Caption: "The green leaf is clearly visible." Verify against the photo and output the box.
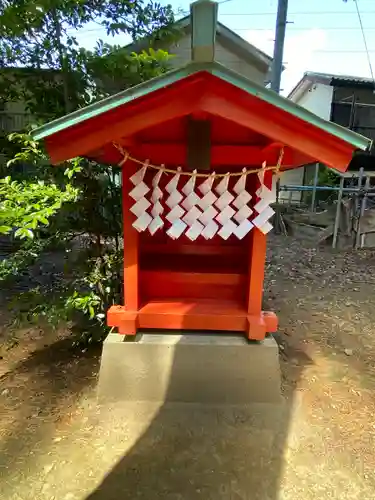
[88,305,95,319]
[14,228,34,239]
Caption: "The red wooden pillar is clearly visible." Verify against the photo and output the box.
[246,170,277,339]
[122,162,139,312]
[107,162,139,334]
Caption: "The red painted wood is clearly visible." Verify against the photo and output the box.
[140,270,247,302]
[140,252,247,274]
[262,311,278,332]
[141,242,245,258]
[137,298,248,331]
[136,116,187,142]
[122,162,139,312]
[199,81,355,172]
[141,271,245,286]
[128,143,312,168]
[247,170,272,316]
[247,231,266,316]
[107,306,138,335]
[135,113,264,145]
[43,71,357,171]
[245,169,273,339]
[46,76,208,163]
[136,144,263,165]
[107,301,276,339]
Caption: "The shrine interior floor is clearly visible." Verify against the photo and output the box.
[1,234,375,500]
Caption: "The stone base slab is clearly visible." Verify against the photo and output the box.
[97,332,282,404]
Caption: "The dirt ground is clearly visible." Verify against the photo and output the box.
[1,233,375,500]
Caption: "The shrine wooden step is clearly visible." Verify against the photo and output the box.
[138,298,247,331]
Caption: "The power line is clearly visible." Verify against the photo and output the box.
[220,10,375,16]
[234,27,375,32]
[354,0,375,82]
[306,50,375,54]
[64,26,375,54]
[67,25,375,34]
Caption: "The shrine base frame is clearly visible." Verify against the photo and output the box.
[107,302,278,340]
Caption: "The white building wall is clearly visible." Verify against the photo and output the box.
[273,167,305,203]
[276,82,334,202]
[169,34,267,84]
[294,83,333,120]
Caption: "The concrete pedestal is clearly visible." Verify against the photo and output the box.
[97,332,282,404]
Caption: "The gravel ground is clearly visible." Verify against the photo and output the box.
[1,234,375,500]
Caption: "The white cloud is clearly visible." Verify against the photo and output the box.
[282,28,328,94]
[244,28,328,94]
[244,29,275,58]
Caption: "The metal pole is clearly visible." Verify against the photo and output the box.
[349,92,357,130]
[355,168,364,248]
[310,163,319,212]
[270,0,289,93]
[360,176,370,248]
[332,176,344,249]
[280,184,375,193]
[276,177,280,204]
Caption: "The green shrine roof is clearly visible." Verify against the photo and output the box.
[32,60,372,154]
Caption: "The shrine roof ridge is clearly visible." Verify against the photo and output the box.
[31,60,372,154]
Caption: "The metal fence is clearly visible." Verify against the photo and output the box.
[277,167,375,249]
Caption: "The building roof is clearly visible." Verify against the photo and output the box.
[124,14,273,73]
[288,71,375,100]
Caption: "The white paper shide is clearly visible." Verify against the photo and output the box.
[129,164,274,239]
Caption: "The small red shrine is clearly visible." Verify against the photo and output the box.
[32,0,372,341]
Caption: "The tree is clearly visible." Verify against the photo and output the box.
[0,0,177,343]
[0,0,175,114]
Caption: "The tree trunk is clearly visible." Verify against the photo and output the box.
[51,9,72,113]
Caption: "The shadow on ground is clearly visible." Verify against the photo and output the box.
[4,234,373,498]
[85,331,312,500]
[0,338,101,478]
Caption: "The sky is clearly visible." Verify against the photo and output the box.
[74,0,375,95]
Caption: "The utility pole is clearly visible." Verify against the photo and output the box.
[271,0,288,235]
[270,0,289,93]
